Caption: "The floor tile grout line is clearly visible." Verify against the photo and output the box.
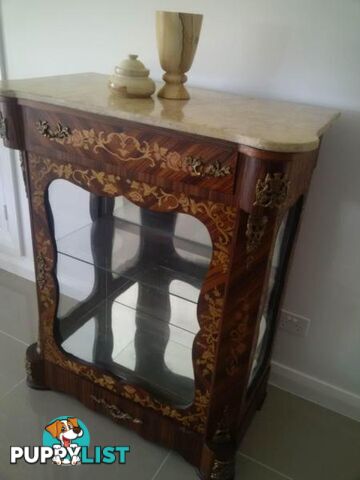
[239,452,294,480]
[0,377,26,403]
[0,328,30,346]
[150,451,171,480]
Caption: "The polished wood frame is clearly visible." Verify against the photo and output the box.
[0,94,319,480]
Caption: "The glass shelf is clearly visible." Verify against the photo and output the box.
[56,209,212,304]
[60,293,196,406]
[56,253,200,406]
[57,253,200,335]
[49,182,212,406]
[56,197,212,269]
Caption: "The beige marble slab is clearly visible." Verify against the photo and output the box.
[0,73,340,152]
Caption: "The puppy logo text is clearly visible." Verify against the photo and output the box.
[10,416,130,466]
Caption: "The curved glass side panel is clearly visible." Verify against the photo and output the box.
[49,180,212,406]
[249,198,303,387]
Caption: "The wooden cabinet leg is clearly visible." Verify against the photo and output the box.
[25,343,49,390]
[198,458,235,480]
[209,459,235,480]
[199,443,236,480]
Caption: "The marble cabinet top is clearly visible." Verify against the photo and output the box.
[0,73,340,152]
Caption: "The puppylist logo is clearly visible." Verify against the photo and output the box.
[10,416,130,466]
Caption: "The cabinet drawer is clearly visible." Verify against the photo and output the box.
[23,106,238,194]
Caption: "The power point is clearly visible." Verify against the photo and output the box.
[279,310,311,337]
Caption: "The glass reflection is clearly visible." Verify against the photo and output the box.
[249,199,303,386]
[49,180,212,406]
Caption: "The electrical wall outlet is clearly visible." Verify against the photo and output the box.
[279,310,311,337]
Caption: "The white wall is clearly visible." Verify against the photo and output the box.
[0,1,33,278]
[1,0,359,418]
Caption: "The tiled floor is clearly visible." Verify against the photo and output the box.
[0,268,359,479]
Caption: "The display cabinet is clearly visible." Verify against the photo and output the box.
[0,74,338,479]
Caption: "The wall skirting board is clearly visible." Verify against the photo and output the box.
[270,361,360,422]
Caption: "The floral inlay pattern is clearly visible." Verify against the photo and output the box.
[41,126,232,178]
[196,288,224,376]
[226,323,248,376]
[127,180,235,273]
[122,386,210,433]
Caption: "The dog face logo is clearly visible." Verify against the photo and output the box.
[44,417,88,465]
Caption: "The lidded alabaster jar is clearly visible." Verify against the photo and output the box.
[109,54,156,98]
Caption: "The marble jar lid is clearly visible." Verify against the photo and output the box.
[109,54,155,98]
[115,54,150,78]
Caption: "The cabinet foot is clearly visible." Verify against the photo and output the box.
[209,459,235,479]
[197,459,235,480]
[199,447,236,480]
[25,343,49,390]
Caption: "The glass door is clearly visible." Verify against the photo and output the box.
[49,180,212,406]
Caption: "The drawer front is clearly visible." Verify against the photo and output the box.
[23,106,237,193]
